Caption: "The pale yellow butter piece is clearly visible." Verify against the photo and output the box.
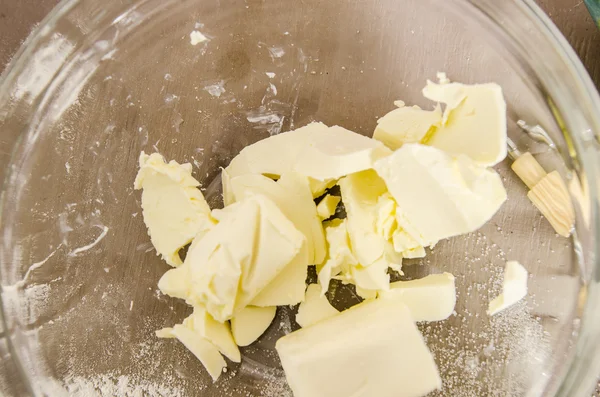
[339,170,387,265]
[251,242,309,307]
[190,30,208,45]
[158,326,225,382]
[226,122,328,179]
[337,170,402,293]
[318,217,394,298]
[348,258,390,292]
[276,298,442,397]
[402,246,426,259]
[134,152,215,267]
[375,193,426,260]
[339,170,398,268]
[294,125,392,180]
[379,273,456,321]
[184,195,304,322]
[374,144,507,247]
[373,104,442,150]
[392,229,421,253]
[221,168,235,207]
[158,224,217,300]
[436,71,450,84]
[155,328,175,338]
[278,173,327,264]
[231,306,277,346]
[374,193,397,241]
[355,286,378,300]
[392,229,426,259]
[423,81,507,166]
[191,307,240,362]
[158,262,191,301]
[228,172,325,266]
[296,284,339,328]
[488,261,528,315]
[316,194,340,220]
[155,305,239,382]
[308,177,337,199]
[225,122,392,181]
[156,306,240,362]
[317,219,357,295]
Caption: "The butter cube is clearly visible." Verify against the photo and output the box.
[338,170,389,266]
[276,298,442,397]
[159,326,225,382]
[488,261,528,315]
[374,144,507,247]
[379,273,456,321]
[156,305,239,382]
[251,242,309,307]
[231,306,277,346]
[316,194,340,220]
[225,122,391,182]
[296,284,339,328]
[228,172,325,266]
[373,104,442,150]
[134,152,215,267]
[423,81,507,166]
[187,195,305,321]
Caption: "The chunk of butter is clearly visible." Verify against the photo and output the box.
[373,104,442,150]
[374,193,397,241]
[348,259,391,294]
[379,273,456,321]
[318,218,395,297]
[339,170,401,274]
[276,298,442,397]
[488,261,528,315]
[423,81,507,166]
[316,194,340,220]
[228,172,325,265]
[296,284,339,328]
[339,170,388,266]
[308,177,337,199]
[157,306,240,363]
[251,242,309,307]
[221,168,235,207]
[185,195,305,321]
[374,144,507,247]
[374,192,426,260]
[317,219,357,294]
[156,306,238,382]
[225,122,392,181]
[231,305,277,347]
[134,152,215,267]
[224,165,336,204]
[158,262,191,301]
[392,229,425,258]
[157,325,225,382]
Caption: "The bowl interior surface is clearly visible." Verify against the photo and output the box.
[0,0,587,396]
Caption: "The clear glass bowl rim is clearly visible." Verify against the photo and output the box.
[0,0,600,396]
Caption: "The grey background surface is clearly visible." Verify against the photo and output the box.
[0,0,599,395]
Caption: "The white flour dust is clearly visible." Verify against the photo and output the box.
[65,373,183,397]
[68,225,109,256]
[204,81,226,98]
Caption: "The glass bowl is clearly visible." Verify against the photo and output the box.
[1,0,599,396]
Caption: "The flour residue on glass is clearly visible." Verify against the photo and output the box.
[203,80,226,98]
[419,231,551,397]
[64,373,183,397]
